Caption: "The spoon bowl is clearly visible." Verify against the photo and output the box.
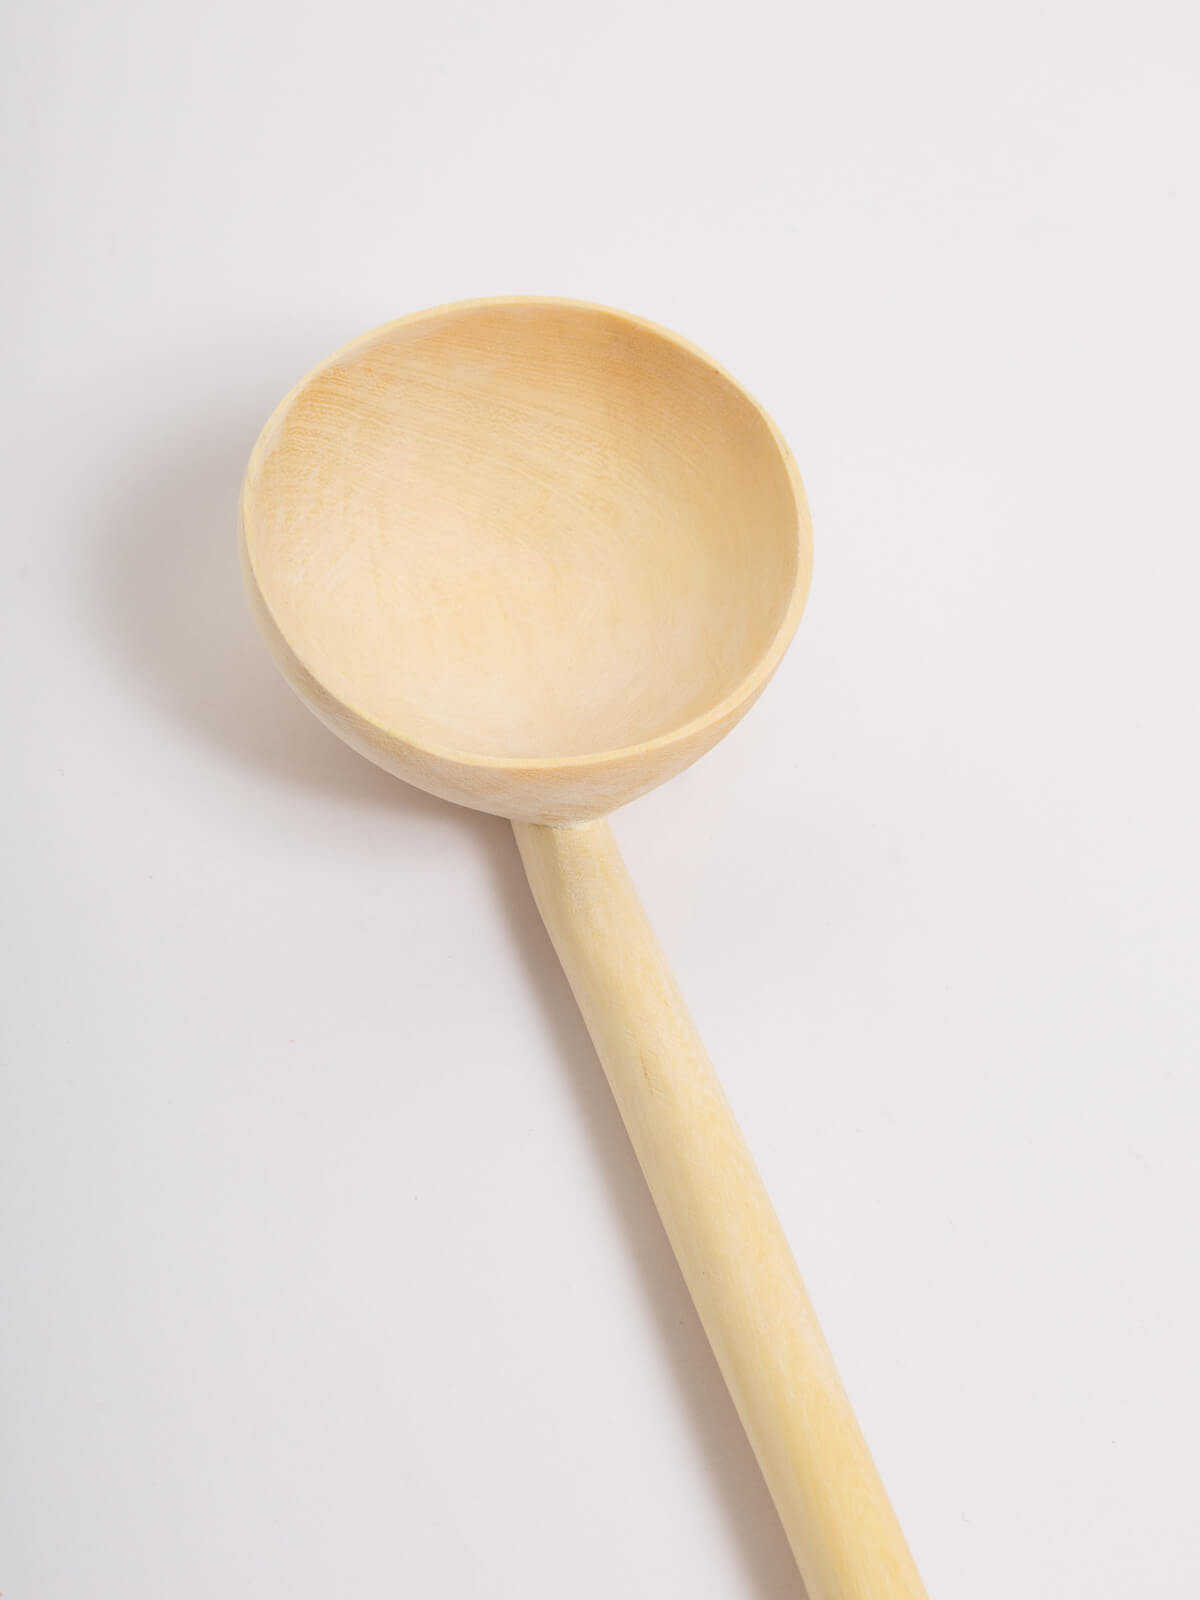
[240,298,812,821]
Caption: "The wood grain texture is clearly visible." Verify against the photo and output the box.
[239,297,812,822]
[241,299,926,1592]
[515,818,928,1600]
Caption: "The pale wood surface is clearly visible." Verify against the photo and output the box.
[240,298,923,1595]
[240,298,812,822]
[516,818,928,1600]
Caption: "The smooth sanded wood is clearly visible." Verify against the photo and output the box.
[515,818,928,1600]
[240,297,812,822]
[240,298,927,1595]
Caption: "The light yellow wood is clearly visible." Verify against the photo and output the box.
[240,297,927,1597]
[240,297,810,822]
[515,818,926,1600]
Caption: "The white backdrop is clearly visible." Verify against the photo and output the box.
[2,3,1198,1595]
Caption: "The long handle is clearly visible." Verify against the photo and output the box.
[514,818,927,1600]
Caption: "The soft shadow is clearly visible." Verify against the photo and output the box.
[91,351,805,1597]
[91,397,412,813]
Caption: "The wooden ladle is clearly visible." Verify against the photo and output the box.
[240,297,927,1600]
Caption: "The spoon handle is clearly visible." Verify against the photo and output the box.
[514,817,927,1600]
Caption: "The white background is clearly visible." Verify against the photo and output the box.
[2,3,1198,1595]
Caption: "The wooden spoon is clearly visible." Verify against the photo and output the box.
[240,297,927,1600]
